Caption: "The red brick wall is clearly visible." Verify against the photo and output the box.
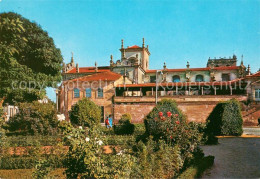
[114,103,156,123]
[114,102,216,123]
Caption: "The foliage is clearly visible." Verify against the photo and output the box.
[145,99,186,137]
[0,12,63,104]
[4,135,65,147]
[205,99,243,137]
[144,99,203,163]
[69,98,102,128]
[131,137,184,178]
[0,155,63,169]
[178,155,214,178]
[6,101,59,135]
[32,159,51,179]
[63,125,134,178]
[114,113,135,135]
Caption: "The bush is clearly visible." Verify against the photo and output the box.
[4,135,65,147]
[69,98,101,128]
[6,101,59,135]
[131,137,184,178]
[144,99,186,137]
[114,114,135,135]
[32,159,51,179]
[205,99,243,137]
[0,155,63,169]
[63,126,134,178]
[144,99,203,166]
[178,155,214,178]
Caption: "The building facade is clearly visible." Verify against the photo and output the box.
[58,39,260,125]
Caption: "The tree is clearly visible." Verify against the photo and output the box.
[7,101,59,135]
[69,98,102,127]
[0,12,63,104]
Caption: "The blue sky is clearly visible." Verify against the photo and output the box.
[1,0,260,101]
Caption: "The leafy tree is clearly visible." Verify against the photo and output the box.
[0,12,63,104]
[70,98,102,127]
[7,101,59,135]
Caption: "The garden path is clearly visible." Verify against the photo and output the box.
[201,137,260,178]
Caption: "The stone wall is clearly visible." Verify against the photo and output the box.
[114,95,248,124]
[114,102,216,123]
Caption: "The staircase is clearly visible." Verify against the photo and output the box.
[242,102,260,126]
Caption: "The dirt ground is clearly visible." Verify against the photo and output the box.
[201,137,260,178]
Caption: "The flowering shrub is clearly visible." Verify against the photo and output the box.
[144,99,203,164]
[63,125,134,178]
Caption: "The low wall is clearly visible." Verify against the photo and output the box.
[114,95,248,124]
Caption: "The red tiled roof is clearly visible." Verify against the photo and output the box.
[67,71,122,82]
[128,45,141,49]
[66,66,110,74]
[116,79,244,88]
[146,66,240,73]
[247,71,260,77]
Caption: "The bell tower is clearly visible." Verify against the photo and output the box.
[119,38,150,70]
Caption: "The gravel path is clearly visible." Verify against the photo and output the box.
[201,138,260,178]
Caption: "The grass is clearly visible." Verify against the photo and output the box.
[0,168,65,179]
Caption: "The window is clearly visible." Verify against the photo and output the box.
[98,88,103,98]
[120,70,125,75]
[86,88,91,98]
[255,89,260,100]
[74,88,80,98]
[172,75,180,82]
[195,75,204,82]
[222,73,230,81]
[150,76,156,83]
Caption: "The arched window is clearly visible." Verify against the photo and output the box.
[74,88,80,98]
[172,75,180,82]
[195,75,204,82]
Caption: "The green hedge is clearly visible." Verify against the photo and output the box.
[113,114,135,135]
[4,135,64,147]
[205,99,243,136]
[0,155,63,169]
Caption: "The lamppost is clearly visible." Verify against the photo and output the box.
[55,88,59,111]
[155,70,163,104]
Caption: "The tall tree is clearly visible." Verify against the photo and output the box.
[0,12,63,104]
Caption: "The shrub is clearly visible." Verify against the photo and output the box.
[0,155,63,169]
[69,98,101,128]
[63,126,134,178]
[6,101,59,135]
[32,159,51,179]
[114,114,135,135]
[144,99,203,165]
[131,137,184,178]
[144,99,186,137]
[205,99,243,137]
